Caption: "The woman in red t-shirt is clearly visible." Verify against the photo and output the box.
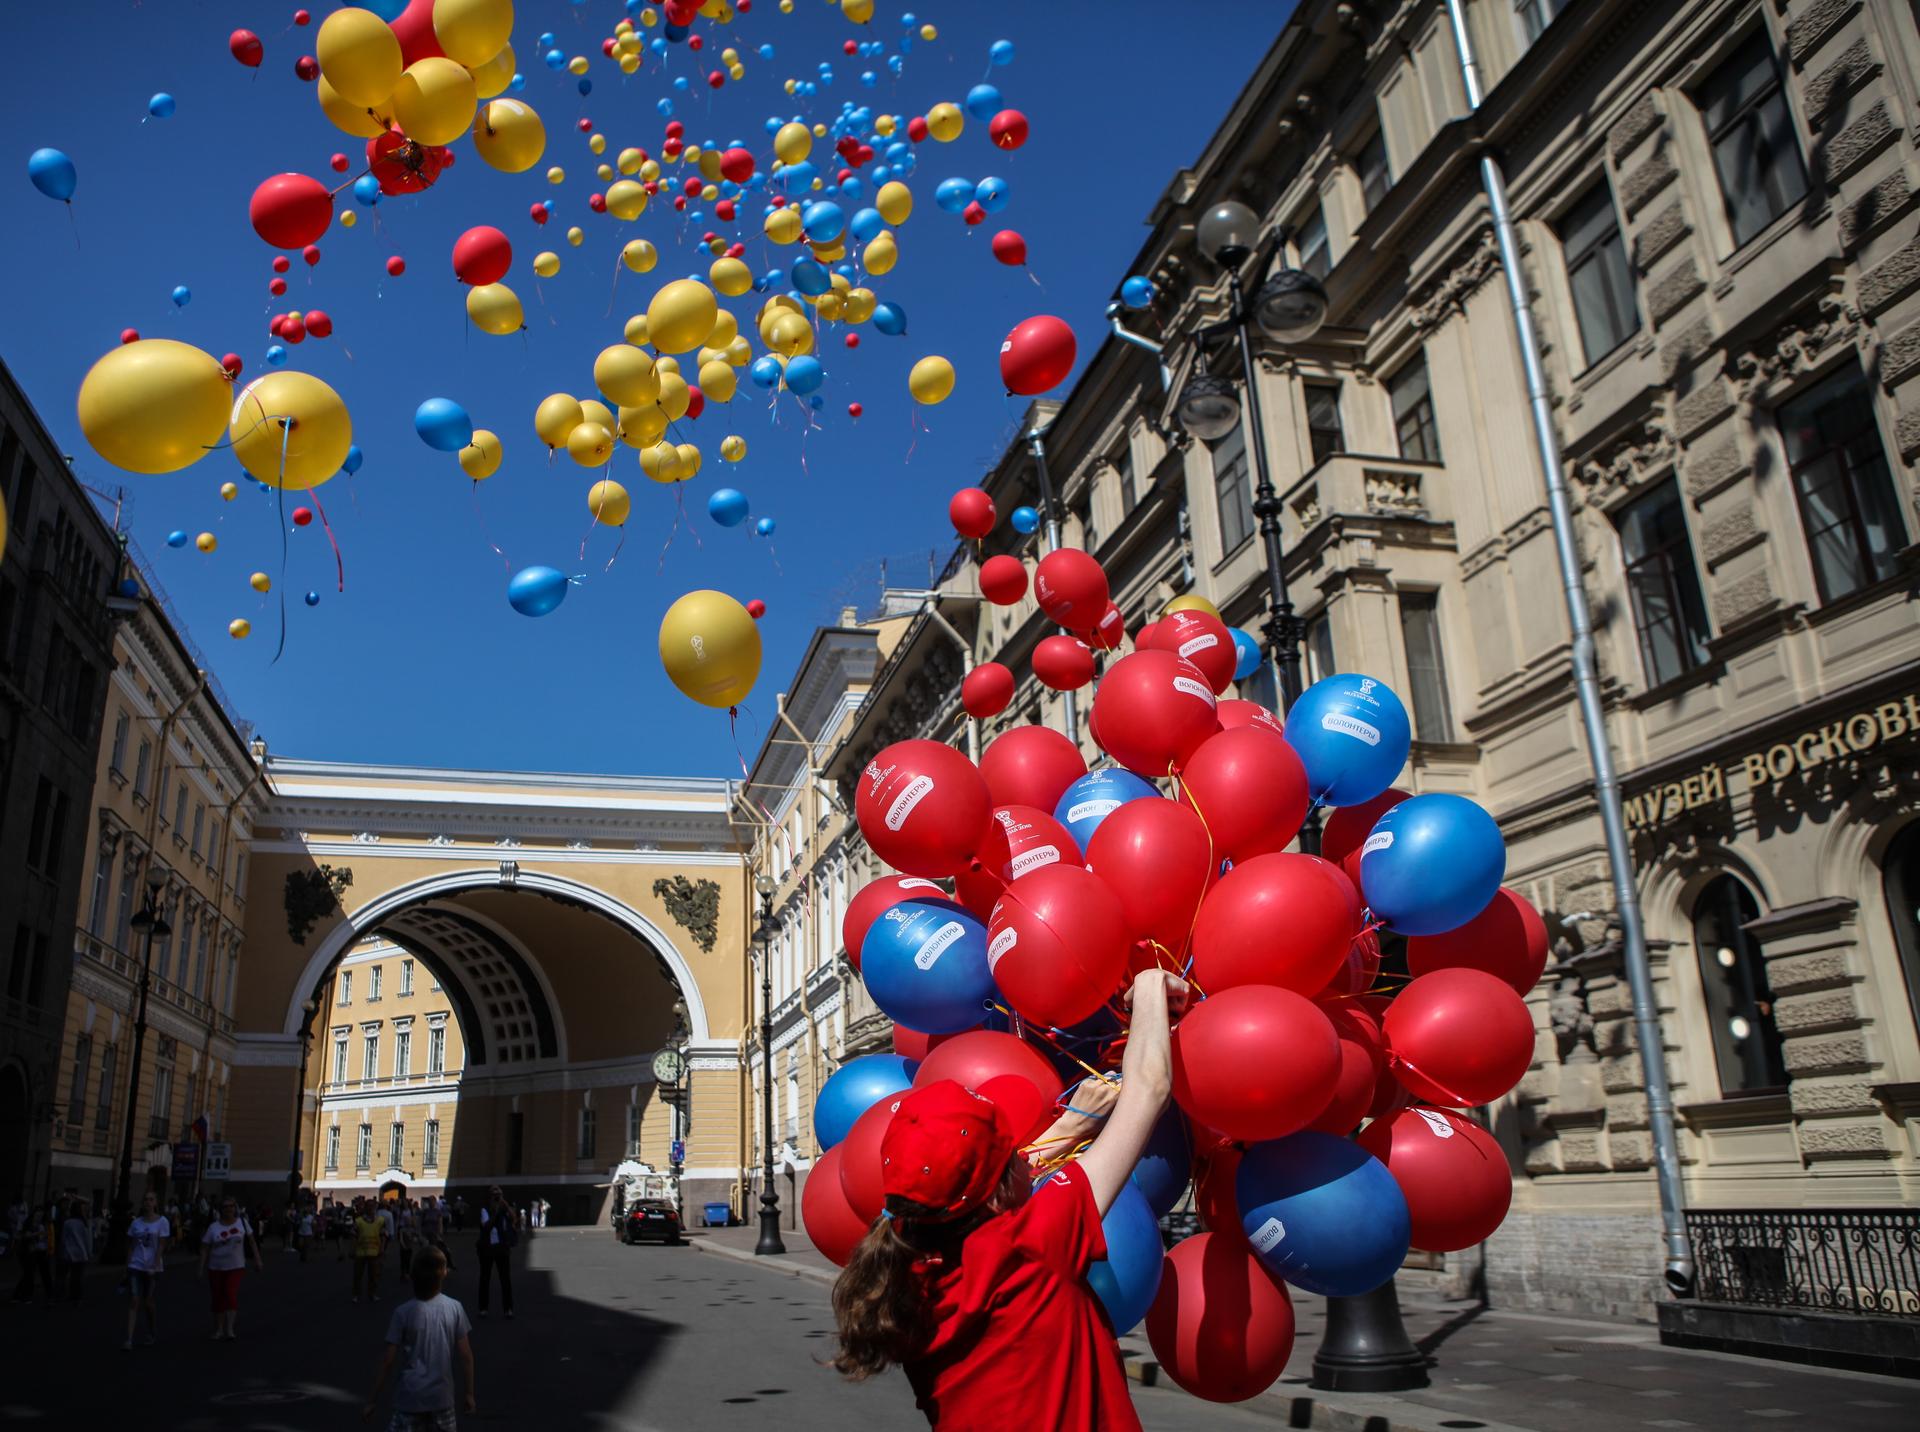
[833,969,1187,1431]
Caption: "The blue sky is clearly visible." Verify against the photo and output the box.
[2,1,1287,777]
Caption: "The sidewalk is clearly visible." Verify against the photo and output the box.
[691,1226,1920,1431]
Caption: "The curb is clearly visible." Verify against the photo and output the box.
[688,1233,838,1289]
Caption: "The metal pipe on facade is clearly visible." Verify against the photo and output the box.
[1025,425,1080,743]
[1105,302,1174,391]
[1441,0,1691,1292]
[921,603,980,764]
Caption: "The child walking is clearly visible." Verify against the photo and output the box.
[362,1246,475,1430]
[832,968,1186,1431]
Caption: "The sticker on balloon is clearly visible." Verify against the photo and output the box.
[1250,1218,1287,1254]
[987,927,1017,973]
[886,775,934,831]
[914,920,966,970]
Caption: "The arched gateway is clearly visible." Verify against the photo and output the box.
[222,758,752,1224]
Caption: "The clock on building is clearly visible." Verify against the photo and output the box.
[651,1049,686,1084]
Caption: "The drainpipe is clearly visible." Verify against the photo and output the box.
[882,588,982,763]
[1106,301,1173,392]
[1441,0,1691,1294]
[1024,425,1080,744]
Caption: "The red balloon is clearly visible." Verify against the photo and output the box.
[1312,925,1381,1003]
[388,0,445,67]
[267,277,288,297]
[892,1023,969,1061]
[986,865,1130,1027]
[1133,619,1161,651]
[838,1093,904,1223]
[846,402,863,418]
[1175,726,1308,861]
[978,725,1086,814]
[1322,787,1411,867]
[249,173,333,250]
[1032,548,1108,629]
[452,226,513,286]
[1085,798,1216,962]
[294,55,319,81]
[1385,968,1536,1107]
[978,555,1027,606]
[1171,985,1340,1142]
[1090,650,1220,777]
[119,328,140,345]
[1215,698,1285,739]
[302,244,322,267]
[854,739,992,878]
[745,598,766,619]
[843,874,958,973]
[976,1074,1053,1145]
[589,193,608,213]
[914,1030,1064,1108]
[1407,887,1549,995]
[529,202,550,225]
[291,507,314,527]
[271,255,292,274]
[282,318,308,345]
[329,152,349,173]
[1357,1107,1512,1252]
[844,333,860,349]
[293,8,311,24]
[220,353,242,375]
[1191,1145,1243,1240]
[961,662,1015,720]
[962,201,986,227]
[719,146,755,183]
[1085,602,1126,652]
[304,310,333,339]
[684,386,705,420]
[1146,1233,1295,1403]
[1191,853,1357,997]
[999,315,1077,396]
[1307,1002,1388,1135]
[990,230,1027,266]
[948,487,995,539]
[1146,609,1236,694]
[956,805,1082,917]
[906,115,929,142]
[988,109,1029,151]
[386,255,407,276]
[229,29,263,67]
[1032,635,1094,692]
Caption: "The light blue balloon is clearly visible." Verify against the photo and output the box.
[974,176,1010,213]
[801,200,845,242]
[27,147,76,202]
[708,488,749,527]
[353,174,382,206]
[871,302,907,336]
[508,73,525,93]
[934,177,973,214]
[989,39,1015,66]
[1121,275,1155,309]
[1359,793,1505,935]
[755,516,776,536]
[813,1054,917,1151]
[166,530,188,549]
[758,43,774,59]
[507,565,568,618]
[748,355,784,390]
[1086,1180,1164,1335]
[1281,673,1412,806]
[888,54,905,75]
[965,84,1003,121]
[538,30,556,47]
[304,591,321,606]
[265,344,288,367]
[342,444,364,476]
[1238,1133,1410,1298]
[170,285,191,307]
[148,93,176,119]
[783,355,824,395]
[860,900,996,1034]
[860,71,877,87]
[790,257,831,296]
[1010,504,1039,534]
[544,48,566,70]
[1231,627,1263,682]
[1053,768,1161,855]
[413,398,473,453]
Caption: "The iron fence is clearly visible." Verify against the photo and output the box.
[1687,1208,1920,1318]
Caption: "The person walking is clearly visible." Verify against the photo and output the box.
[296,1203,315,1263]
[198,1197,264,1340]
[361,1246,475,1429]
[419,1197,454,1272]
[10,1204,54,1304]
[57,1200,92,1303]
[124,1190,170,1349]
[474,1187,518,1320]
[353,1199,389,1304]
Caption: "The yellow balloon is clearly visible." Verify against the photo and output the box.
[876,181,912,225]
[579,399,617,432]
[316,74,389,137]
[814,291,843,321]
[567,55,588,76]
[675,442,702,479]
[622,239,658,273]
[567,420,614,467]
[863,231,897,275]
[647,279,719,354]
[249,571,272,594]
[220,482,238,501]
[197,532,218,553]
[656,355,681,376]
[566,225,584,246]
[533,250,560,277]
[927,103,963,142]
[659,590,761,709]
[547,165,566,184]
[317,8,402,108]
[339,210,357,228]
[606,179,648,221]
[920,23,937,40]
[229,372,353,488]
[535,393,583,448]
[620,404,668,447]
[620,51,640,74]
[623,313,650,346]
[469,42,515,99]
[657,370,691,422]
[588,478,631,527]
[432,0,514,68]
[710,256,752,296]
[228,619,251,640]
[764,309,814,357]
[595,162,614,182]
[76,339,231,475]
[723,335,752,366]
[874,114,895,138]
[595,345,659,407]
[617,147,645,175]
[460,429,502,478]
[465,282,524,335]
[707,309,739,348]
[391,57,476,147]
[844,287,877,323]
[698,360,737,403]
[589,133,607,156]
[841,0,874,21]
[1163,594,1223,621]
[908,355,955,405]
[810,237,846,263]
[720,434,746,462]
[473,98,545,173]
[774,121,811,164]
[763,206,803,245]
[639,441,683,483]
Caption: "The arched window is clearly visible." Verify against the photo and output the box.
[1692,875,1786,1095]
[1882,823,1920,1039]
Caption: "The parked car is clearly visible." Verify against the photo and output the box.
[621,1199,683,1245]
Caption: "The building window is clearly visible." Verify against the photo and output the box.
[1305,383,1344,465]
[1560,180,1638,367]
[1355,128,1392,212]
[1884,824,1920,1040]
[1515,0,1567,44]
[149,1064,173,1141]
[1115,442,1137,509]
[362,1031,378,1081]
[1692,875,1786,1095]
[425,1120,440,1169]
[1616,479,1712,687]
[133,739,152,798]
[87,849,112,937]
[1209,422,1253,556]
[356,1123,371,1170]
[1388,354,1442,464]
[369,964,383,1001]
[400,959,414,996]
[325,1125,340,1171]
[578,1105,597,1161]
[1296,204,1330,280]
[110,710,129,774]
[190,804,205,858]
[331,1032,348,1085]
[338,970,351,1005]
[172,783,188,835]
[626,1103,641,1158]
[67,1033,91,1125]
[1398,592,1455,742]
[1779,366,1904,604]
[388,1122,404,1169]
[113,869,135,954]
[94,1042,116,1134]
[428,1025,447,1075]
[1696,29,1809,249]
[395,1028,412,1078]
[1306,611,1338,684]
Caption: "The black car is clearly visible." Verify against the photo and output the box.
[620,1199,683,1245]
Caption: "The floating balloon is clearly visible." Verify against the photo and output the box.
[1000,315,1076,395]
[1084,796,1215,962]
[1032,548,1106,630]
[1172,985,1340,1142]
[1090,650,1219,777]
[1146,1233,1295,1404]
[1321,787,1410,867]
[1053,768,1159,856]
[658,589,761,708]
[452,225,512,285]
[76,340,231,474]
[1190,853,1356,996]
[837,1094,900,1224]
[1384,968,1535,1107]
[432,0,514,68]
[907,355,952,404]
[250,173,332,249]
[872,301,907,336]
[1281,673,1412,807]
[989,230,1026,266]
[987,865,1129,1028]
[473,98,546,172]
[842,874,960,972]
[978,725,1085,815]
[507,565,568,617]
[862,900,996,1035]
[230,371,352,488]
[648,279,719,354]
[230,29,265,68]
[1032,635,1093,692]
[148,93,177,120]
[856,738,992,878]
[1010,505,1039,534]
[1407,887,1548,994]
[1359,793,1505,936]
[316,7,402,107]
[459,430,501,479]
[913,1030,1062,1107]
[466,282,523,335]
[948,488,994,539]
[1120,275,1155,309]
[978,554,1027,606]
[1237,1132,1411,1296]
[1307,1002,1389,1135]
[988,110,1028,151]
[587,479,630,527]
[814,1054,917,1152]
[707,488,749,527]
[413,397,473,451]
[961,662,1014,720]
[391,57,476,146]
[1176,726,1308,860]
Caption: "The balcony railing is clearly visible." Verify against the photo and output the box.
[1687,1209,1920,1318]
[73,931,234,1034]
[1279,452,1450,549]
[320,1069,463,1095]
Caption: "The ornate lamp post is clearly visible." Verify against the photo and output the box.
[752,876,785,1256]
[288,997,317,1210]
[106,870,170,1264]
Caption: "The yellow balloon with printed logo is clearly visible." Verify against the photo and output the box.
[927,103,963,142]
[318,75,390,137]
[76,339,232,474]
[465,283,524,335]
[472,98,545,173]
[533,250,560,277]
[710,256,752,297]
[863,231,897,275]
[1164,594,1223,621]
[720,434,746,462]
[535,393,583,449]
[646,279,718,354]
[317,7,403,108]
[773,121,811,164]
[566,421,614,467]
[606,180,648,221]
[595,345,659,407]
[908,355,955,406]
[469,43,515,99]
[229,372,352,488]
[659,589,761,709]
[698,360,737,403]
[587,479,631,527]
[460,429,502,478]
[391,57,476,146]
[619,404,668,448]
[431,0,514,68]
[876,181,912,225]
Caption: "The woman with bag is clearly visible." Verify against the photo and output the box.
[198,1196,264,1340]
[475,1186,519,1319]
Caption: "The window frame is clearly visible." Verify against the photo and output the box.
[1558,179,1640,370]
[1304,382,1345,466]
[1615,478,1714,688]
[1355,127,1392,213]
[1693,28,1811,252]
[1295,203,1331,280]
[356,1122,372,1170]
[425,1119,441,1169]
[1208,421,1255,558]
[1398,590,1456,743]
[1387,354,1442,465]
[1691,874,1787,1097]
[67,1033,91,1125]
[1777,366,1906,606]
[325,1124,340,1171]
[578,1105,598,1161]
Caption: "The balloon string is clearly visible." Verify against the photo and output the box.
[986,1002,1113,1087]
[1163,766,1221,969]
[270,423,292,667]
[65,200,81,253]
[305,483,345,593]
[603,528,627,573]
[1384,1052,1474,1108]
[470,480,511,573]
[904,407,922,465]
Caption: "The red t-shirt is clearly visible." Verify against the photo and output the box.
[903,1162,1141,1432]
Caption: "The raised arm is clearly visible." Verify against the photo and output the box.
[1072,970,1186,1218]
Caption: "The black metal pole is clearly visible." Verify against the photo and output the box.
[754,895,785,1255]
[106,905,160,1265]
[288,1015,313,1210]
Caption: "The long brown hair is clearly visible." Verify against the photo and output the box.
[831,1157,1029,1381]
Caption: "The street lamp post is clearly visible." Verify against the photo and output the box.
[288,997,317,1210]
[752,877,785,1256]
[106,871,170,1265]
[667,998,688,1222]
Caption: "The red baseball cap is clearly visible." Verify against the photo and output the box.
[880,1080,1018,1221]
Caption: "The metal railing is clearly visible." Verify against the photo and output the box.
[1687,1209,1920,1318]
[73,931,234,1034]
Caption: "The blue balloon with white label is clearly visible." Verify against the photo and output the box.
[1087,1180,1164,1334]
[860,900,996,1034]
[1357,793,1505,935]
[1237,1132,1409,1297]
[813,1053,918,1151]
[1230,627,1263,682]
[1054,768,1161,854]
[1280,672,1411,807]
[974,176,1010,213]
